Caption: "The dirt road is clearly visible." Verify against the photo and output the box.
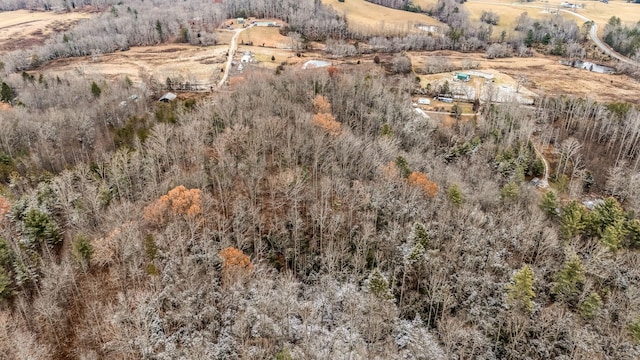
[218,26,251,88]
[467,0,636,65]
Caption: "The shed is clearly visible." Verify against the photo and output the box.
[417,97,431,105]
[456,73,471,81]
[255,21,278,27]
[159,92,177,102]
[237,18,245,24]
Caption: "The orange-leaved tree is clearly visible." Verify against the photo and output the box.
[311,95,341,136]
[312,95,332,114]
[312,113,342,136]
[143,185,202,224]
[219,247,254,284]
[327,66,339,78]
[408,171,438,198]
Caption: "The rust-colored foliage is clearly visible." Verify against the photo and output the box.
[311,94,341,136]
[312,113,342,136]
[408,171,438,197]
[219,247,254,282]
[327,66,339,78]
[0,197,9,218]
[143,185,202,224]
[0,196,10,228]
[312,95,332,114]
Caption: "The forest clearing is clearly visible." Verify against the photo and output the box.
[0,9,90,53]
[34,36,640,104]
[322,0,444,35]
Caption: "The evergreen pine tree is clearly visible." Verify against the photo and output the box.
[552,254,585,303]
[579,292,602,319]
[368,268,394,301]
[506,265,535,313]
[540,190,559,217]
[447,184,463,206]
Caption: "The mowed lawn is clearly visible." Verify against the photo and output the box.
[322,0,445,35]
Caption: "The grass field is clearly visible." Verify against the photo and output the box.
[237,27,292,49]
[412,0,437,9]
[322,0,445,35]
[410,50,640,104]
[464,2,555,39]
[546,0,640,27]
[40,44,229,88]
[0,10,91,54]
[236,45,302,69]
[465,0,640,39]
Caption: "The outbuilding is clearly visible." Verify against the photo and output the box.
[159,92,177,102]
[456,73,471,82]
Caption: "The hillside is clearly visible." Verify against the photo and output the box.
[0,0,639,359]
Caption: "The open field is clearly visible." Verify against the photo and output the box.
[464,2,556,38]
[6,12,633,104]
[410,50,640,103]
[216,30,236,46]
[40,44,229,89]
[0,10,91,54]
[466,0,640,37]
[412,0,437,9]
[322,0,445,35]
[236,45,304,69]
[237,27,292,49]
[545,0,640,27]
[34,40,640,104]
[37,41,302,88]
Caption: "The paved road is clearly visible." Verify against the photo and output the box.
[467,1,636,65]
[218,26,250,88]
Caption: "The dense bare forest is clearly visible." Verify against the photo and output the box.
[0,1,640,359]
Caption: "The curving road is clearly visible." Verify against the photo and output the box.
[467,1,636,65]
[532,142,549,188]
[218,25,251,88]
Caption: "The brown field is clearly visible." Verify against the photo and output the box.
[0,10,91,54]
[465,0,640,38]
[545,0,640,27]
[40,44,229,89]
[322,0,445,35]
[410,50,640,104]
[216,30,236,45]
[412,0,437,9]
[238,27,292,48]
[4,8,632,104]
[236,44,304,70]
[34,41,640,103]
[464,2,555,38]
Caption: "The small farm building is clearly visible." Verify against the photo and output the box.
[456,73,471,81]
[159,92,177,102]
